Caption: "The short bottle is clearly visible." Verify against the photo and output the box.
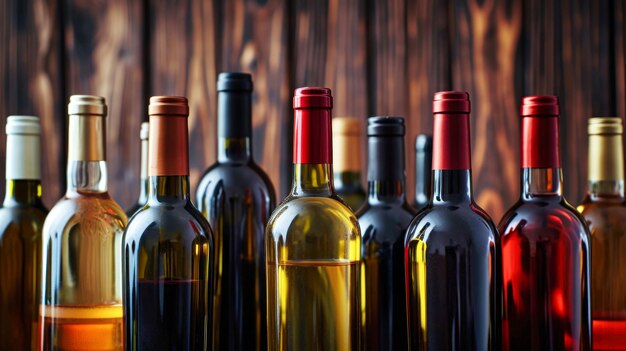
[404,91,501,350]
[126,121,149,217]
[195,72,275,351]
[414,134,432,211]
[358,116,414,351]
[499,96,591,350]
[123,96,214,350]
[41,96,127,350]
[0,116,48,350]
[266,87,361,351]
[332,117,366,211]
[577,117,626,351]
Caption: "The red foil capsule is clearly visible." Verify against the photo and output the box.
[520,96,560,168]
[432,91,472,171]
[293,87,333,164]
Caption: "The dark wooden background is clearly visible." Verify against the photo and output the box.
[0,0,622,221]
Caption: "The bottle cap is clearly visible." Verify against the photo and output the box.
[293,87,332,109]
[433,91,470,114]
[368,116,405,136]
[217,72,253,92]
[148,96,188,116]
[332,117,361,136]
[6,115,41,135]
[588,117,623,135]
[68,95,107,116]
[148,96,189,176]
[521,96,559,117]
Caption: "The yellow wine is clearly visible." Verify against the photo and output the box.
[267,260,359,351]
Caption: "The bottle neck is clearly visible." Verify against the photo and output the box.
[367,133,406,204]
[148,175,190,204]
[334,171,362,190]
[521,168,563,199]
[137,136,149,204]
[291,164,334,197]
[217,137,252,163]
[520,116,562,200]
[368,180,405,204]
[587,132,625,199]
[67,161,108,195]
[66,114,108,195]
[415,146,432,207]
[432,170,472,204]
[3,180,43,207]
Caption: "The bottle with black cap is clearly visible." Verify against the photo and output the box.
[414,134,432,211]
[357,116,415,351]
[195,72,276,350]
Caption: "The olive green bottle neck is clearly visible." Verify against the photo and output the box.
[148,175,191,204]
[3,179,43,207]
[291,164,334,197]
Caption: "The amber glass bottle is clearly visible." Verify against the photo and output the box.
[0,116,48,350]
[333,117,366,211]
[577,117,626,351]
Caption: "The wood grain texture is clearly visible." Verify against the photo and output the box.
[63,0,144,209]
[0,0,64,206]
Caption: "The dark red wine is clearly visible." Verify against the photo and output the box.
[499,96,591,351]
[136,280,204,350]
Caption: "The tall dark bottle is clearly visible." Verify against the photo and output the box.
[123,96,214,350]
[499,96,591,350]
[196,72,276,351]
[358,116,414,351]
[577,117,626,351]
[266,87,361,351]
[332,117,366,210]
[127,121,149,217]
[404,91,500,350]
[0,116,48,350]
[414,134,432,211]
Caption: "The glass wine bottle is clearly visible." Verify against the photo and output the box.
[405,91,501,350]
[126,121,149,217]
[499,96,591,351]
[332,117,366,211]
[577,117,626,351]
[266,87,361,351]
[0,116,48,350]
[123,96,213,350]
[414,134,432,211]
[41,95,127,350]
[195,72,275,351]
[358,116,415,351]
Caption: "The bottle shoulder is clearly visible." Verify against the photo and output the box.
[577,196,626,234]
[358,204,415,246]
[0,205,47,241]
[44,194,127,236]
[196,162,276,202]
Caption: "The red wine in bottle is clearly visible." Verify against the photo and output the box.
[0,116,48,350]
[499,96,591,351]
[195,72,275,351]
[123,97,214,351]
[358,116,415,351]
[405,91,501,350]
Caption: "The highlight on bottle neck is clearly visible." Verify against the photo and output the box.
[217,72,253,139]
[68,95,107,161]
[332,117,362,173]
[148,96,190,176]
[140,121,149,179]
[5,115,41,180]
[367,116,405,182]
[587,117,624,182]
[432,91,471,171]
[520,95,560,169]
[292,87,333,165]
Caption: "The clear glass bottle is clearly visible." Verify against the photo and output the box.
[126,121,149,217]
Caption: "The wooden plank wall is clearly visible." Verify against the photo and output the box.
[1,0,623,220]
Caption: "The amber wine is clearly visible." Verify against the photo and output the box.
[267,260,359,350]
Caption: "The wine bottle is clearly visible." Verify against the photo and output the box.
[266,87,361,351]
[41,96,127,350]
[577,117,626,350]
[405,91,500,350]
[499,96,591,350]
[414,134,432,211]
[126,121,149,217]
[123,96,213,350]
[358,116,414,351]
[0,116,48,350]
[195,72,275,351]
[332,116,366,211]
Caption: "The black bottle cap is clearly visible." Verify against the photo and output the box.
[367,116,405,181]
[217,72,253,92]
[368,116,405,136]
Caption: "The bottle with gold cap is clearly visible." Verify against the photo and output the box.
[577,117,626,351]
[126,121,150,217]
[0,116,48,350]
[123,96,213,350]
[332,117,366,211]
[41,96,127,350]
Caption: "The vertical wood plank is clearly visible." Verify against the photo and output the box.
[450,0,523,220]
[616,0,626,122]
[148,0,219,197]
[63,0,145,209]
[219,0,291,196]
[0,0,65,206]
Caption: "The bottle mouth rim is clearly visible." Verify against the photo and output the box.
[432,91,470,114]
[149,96,189,116]
[520,95,559,117]
[293,87,333,109]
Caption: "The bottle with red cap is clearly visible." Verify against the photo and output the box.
[265,87,361,351]
[404,91,501,350]
[499,96,591,351]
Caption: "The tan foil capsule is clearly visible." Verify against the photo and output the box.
[67,95,107,161]
[332,117,362,172]
[148,96,189,176]
[588,117,625,182]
